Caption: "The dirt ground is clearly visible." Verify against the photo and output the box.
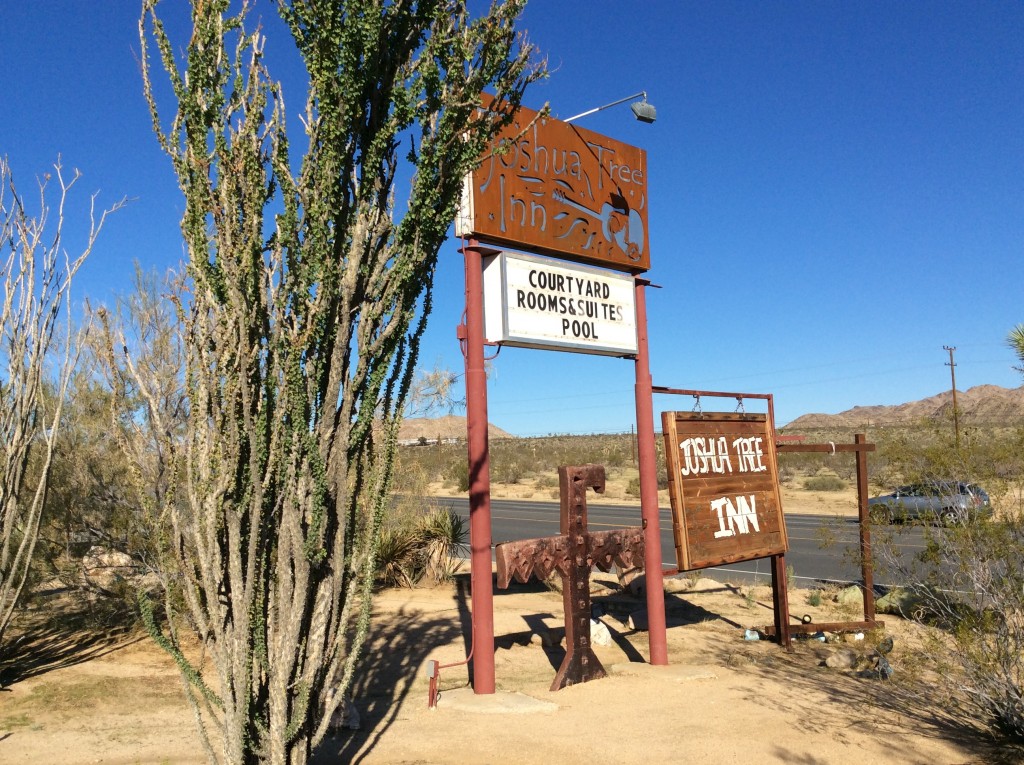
[1,567,1011,765]
[2,483,984,765]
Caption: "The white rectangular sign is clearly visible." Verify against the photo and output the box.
[482,251,638,356]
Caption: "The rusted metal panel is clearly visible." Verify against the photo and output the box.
[457,99,650,273]
[496,528,645,588]
[662,411,789,572]
[494,464,645,691]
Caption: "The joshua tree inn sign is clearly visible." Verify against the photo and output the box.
[456,100,650,273]
[662,412,789,571]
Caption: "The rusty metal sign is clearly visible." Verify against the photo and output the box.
[456,100,650,273]
[495,464,644,691]
[662,412,788,572]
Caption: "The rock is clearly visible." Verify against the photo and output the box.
[329,698,360,733]
[543,574,563,593]
[876,588,928,618]
[857,655,894,680]
[82,546,138,593]
[834,585,863,606]
[533,628,563,648]
[590,618,612,646]
[627,575,646,598]
[877,655,894,679]
[663,577,692,594]
[824,648,859,670]
[687,577,724,593]
[627,608,648,631]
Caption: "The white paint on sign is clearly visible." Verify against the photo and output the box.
[676,436,767,477]
[710,495,761,539]
[482,251,638,356]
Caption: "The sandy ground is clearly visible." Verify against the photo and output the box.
[0,568,1008,765]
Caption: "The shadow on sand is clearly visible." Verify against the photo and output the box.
[318,577,471,764]
[0,594,141,689]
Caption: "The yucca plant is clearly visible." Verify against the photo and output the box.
[375,527,421,589]
[417,508,467,584]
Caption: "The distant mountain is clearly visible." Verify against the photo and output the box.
[398,415,514,442]
[785,384,1024,430]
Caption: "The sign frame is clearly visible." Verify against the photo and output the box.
[482,250,638,357]
[661,411,788,572]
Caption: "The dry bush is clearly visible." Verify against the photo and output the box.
[872,422,1024,742]
[802,475,846,492]
[0,158,123,650]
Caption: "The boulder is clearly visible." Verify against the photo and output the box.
[590,618,612,646]
[834,585,863,606]
[688,577,725,593]
[663,577,692,594]
[329,698,360,733]
[627,574,646,598]
[875,588,928,618]
[532,628,563,648]
[824,648,859,670]
[82,546,138,594]
[627,608,648,631]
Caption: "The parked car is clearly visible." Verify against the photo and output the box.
[868,481,991,525]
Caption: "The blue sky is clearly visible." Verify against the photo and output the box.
[2,2,1021,435]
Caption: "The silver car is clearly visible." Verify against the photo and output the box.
[868,481,991,525]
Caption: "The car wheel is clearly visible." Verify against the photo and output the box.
[940,508,960,526]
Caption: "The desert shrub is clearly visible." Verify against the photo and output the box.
[534,474,559,490]
[880,509,1024,741]
[657,463,669,490]
[376,527,422,588]
[803,475,846,492]
[400,432,647,491]
[871,422,1024,742]
[375,507,467,588]
[444,459,470,493]
[492,459,525,485]
[418,508,468,584]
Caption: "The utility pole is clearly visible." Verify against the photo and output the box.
[944,345,960,449]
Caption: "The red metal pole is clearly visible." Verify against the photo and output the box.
[856,433,876,623]
[633,279,668,666]
[462,239,495,694]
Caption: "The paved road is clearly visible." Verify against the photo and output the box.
[432,495,928,588]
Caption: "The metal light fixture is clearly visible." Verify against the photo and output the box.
[630,97,657,124]
[564,91,656,124]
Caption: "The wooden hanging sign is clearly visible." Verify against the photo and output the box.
[661,411,788,571]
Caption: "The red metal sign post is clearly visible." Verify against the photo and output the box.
[633,280,668,666]
[461,238,497,694]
